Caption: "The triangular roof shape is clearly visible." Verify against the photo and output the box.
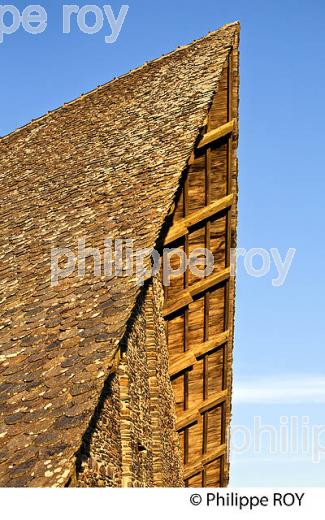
[0,22,240,487]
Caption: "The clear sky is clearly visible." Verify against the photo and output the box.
[1,0,325,485]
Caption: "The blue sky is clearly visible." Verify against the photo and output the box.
[1,0,325,485]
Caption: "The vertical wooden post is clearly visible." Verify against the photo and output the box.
[202,116,212,486]
[184,173,190,482]
[220,48,233,487]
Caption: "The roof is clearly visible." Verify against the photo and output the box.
[0,22,240,487]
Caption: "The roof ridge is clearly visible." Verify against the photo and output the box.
[0,21,239,144]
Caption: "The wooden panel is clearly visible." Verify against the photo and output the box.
[208,285,226,337]
[210,141,228,200]
[207,406,223,453]
[210,214,227,274]
[187,421,202,465]
[164,243,186,301]
[188,225,206,286]
[172,375,185,416]
[205,458,222,487]
[188,297,205,345]
[173,183,184,221]
[187,154,206,213]
[188,357,204,409]
[167,314,184,359]
[208,62,229,129]
[208,348,224,395]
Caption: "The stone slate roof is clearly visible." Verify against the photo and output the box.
[0,22,239,487]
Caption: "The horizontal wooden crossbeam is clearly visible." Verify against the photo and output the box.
[199,389,228,414]
[197,120,235,149]
[169,331,229,377]
[176,389,228,432]
[183,460,202,481]
[162,289,193,318]
[191,330,229,358]
[185,194,233,228]
[176,408,200,431]
[164,194,233,245]
[163,268,230,318]
[189,268,231,297]
[202,443,227,466]
[183,444,227,480]
[169,350,196,377]
[164,224,188,246]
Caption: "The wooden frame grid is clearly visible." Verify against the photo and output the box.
[162,48,237,487]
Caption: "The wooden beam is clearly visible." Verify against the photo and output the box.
[192,330,229,358]
[199,389,228,414]
[176,389,228,432]
[163,194,233,245]
[176,408,200,431]
[162,289,192,318]
[183,168,190,466]
[202,118,212,463]
[169,333,228,402]
[220,52,234,486]
[169,333,229,376]
[169,350,196,377]
[183,460,202,481]
[189,267,231,298]
[163,269,229,319]
[164,223,188,246]
[183,444,227,480]
[184,194,233,228]
[197,120,235,149]
[202,444,227,466]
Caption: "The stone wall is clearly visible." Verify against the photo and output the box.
[76,276,183,487]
